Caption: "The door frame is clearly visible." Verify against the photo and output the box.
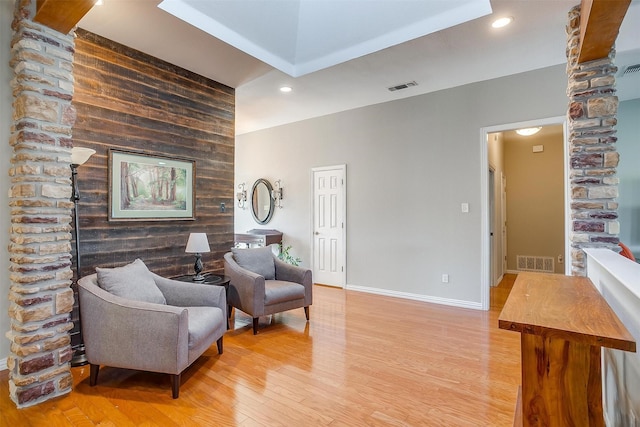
[480,116,570,310]
[310,164,347,288]
[488,166,497,286]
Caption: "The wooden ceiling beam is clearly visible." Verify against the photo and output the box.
[34,0,96,34]
[578,0,631,63]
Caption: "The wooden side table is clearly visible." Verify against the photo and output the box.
[499,272,636,426]
[172,272,231,328]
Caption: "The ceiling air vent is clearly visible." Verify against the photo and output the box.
[621,64,640,77]
[388,81,418,92]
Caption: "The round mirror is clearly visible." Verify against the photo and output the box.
[251,178,274,224]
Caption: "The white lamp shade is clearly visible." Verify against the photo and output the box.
[71,147,96,165]
[185,233,210,253]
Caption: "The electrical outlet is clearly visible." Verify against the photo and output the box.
[558,254,563,264]
[442,274,449,283]
[220,202,225,212]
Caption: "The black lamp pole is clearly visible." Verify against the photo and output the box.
[70,162,88,366]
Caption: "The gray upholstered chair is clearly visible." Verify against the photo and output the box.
[77,259,227,398]
[224,247,312,334]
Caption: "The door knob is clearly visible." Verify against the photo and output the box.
[314,232,320,235]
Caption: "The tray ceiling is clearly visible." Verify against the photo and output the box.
[158,0,492,77]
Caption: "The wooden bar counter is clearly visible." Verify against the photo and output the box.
[499,272,636,426]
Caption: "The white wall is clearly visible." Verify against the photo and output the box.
[236,65,568,307]
[1,0,13,367]
[618,98,640,257]
[585,248,640,427]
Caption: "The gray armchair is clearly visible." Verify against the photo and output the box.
[224,247,312,334]
[77,259,227,398]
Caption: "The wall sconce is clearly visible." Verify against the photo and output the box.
[237,183,247,209]
[271,179,283,208]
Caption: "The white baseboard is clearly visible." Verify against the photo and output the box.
[506,269,520,275]
[491,274,505,287]
[0,358,7,371]
[345,284,483,310]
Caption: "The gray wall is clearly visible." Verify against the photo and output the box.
[1,0,13,366]
[618,98,640,257]
[236,65,569,306]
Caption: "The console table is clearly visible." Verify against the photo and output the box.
[499,272,636,426]
[234,229,283,248]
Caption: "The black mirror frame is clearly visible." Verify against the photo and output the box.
[250,178,275,224]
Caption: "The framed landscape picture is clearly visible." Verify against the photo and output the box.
[109,149,195,221]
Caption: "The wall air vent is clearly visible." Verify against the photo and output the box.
[516,255,554,273]
[621,64,640,76]
[388,81,418,92]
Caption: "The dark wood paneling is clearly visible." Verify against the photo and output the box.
[72,28,235,279]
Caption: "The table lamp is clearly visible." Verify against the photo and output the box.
[185,233,210,281]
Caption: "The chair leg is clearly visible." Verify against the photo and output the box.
[304,306,310,321]
[171,373,181,399]
[89,363,99,386]
[253,317,259,335]
[217,336,223,354]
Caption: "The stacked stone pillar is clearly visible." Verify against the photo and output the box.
[566,6,620,276]
[6,0,76,407]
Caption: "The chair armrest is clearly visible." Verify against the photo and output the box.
[274,258,311,284]
[152,273,226,317]
[274,258,313,306]
[224,252,265,316]
[78,274,189,374]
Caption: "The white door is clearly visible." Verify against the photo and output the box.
[312,165,346,287]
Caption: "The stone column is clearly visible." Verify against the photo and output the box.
[6,0,76,407]
[566,5,620,276]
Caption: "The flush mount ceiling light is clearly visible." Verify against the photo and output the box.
[516,127,542,136]
[280,86,293,93]
[491,16,513,28]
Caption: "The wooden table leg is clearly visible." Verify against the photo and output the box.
[520,334,603,427]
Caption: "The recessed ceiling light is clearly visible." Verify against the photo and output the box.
[516,127,542,136]
[491,16,513,29]
[280,86,293,93]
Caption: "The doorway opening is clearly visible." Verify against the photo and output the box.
[480,117,570,310]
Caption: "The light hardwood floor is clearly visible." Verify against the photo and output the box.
[1,275,520,426]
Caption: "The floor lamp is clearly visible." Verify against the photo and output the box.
[70,147,95,367]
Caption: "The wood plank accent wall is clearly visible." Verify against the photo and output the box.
[71,29,235,278]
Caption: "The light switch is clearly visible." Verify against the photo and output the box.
[461,203,469,213]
